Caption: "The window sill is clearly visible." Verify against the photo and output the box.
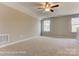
[71,32,77,34]
[43,31,50,32]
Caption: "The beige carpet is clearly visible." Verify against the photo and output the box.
[0,37,79,56]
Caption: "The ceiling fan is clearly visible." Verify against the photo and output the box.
[37,2,59,12]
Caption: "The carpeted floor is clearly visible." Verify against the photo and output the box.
[0,36,79,56]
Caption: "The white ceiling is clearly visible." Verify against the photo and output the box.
[2,2,79,19]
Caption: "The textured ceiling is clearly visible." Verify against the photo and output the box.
[18,2,79,18]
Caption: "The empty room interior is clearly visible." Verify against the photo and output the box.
[0,2,79,56]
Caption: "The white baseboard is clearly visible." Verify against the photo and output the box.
[0,36,40,48]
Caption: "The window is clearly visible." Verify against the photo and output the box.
[43,20,50,32]
[71,17,79,32]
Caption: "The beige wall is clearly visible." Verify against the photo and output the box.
[0,4,40,42]
[41,16,76,39]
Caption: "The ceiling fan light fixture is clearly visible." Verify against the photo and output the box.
[45,8,50,11]
[37,2,59,12]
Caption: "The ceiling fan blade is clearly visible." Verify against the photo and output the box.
[37,8,43,9]
[51,5,59,8]
[33,3,43,6]
[50,9,54,12]
[45,2,48,5]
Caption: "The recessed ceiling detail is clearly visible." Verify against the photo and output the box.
[2,2,79,19]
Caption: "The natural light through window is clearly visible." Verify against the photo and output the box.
[72,17,79,32]
[43,20,50,32]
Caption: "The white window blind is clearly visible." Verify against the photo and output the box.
[43,20,50,32]
[71,17,79,32]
